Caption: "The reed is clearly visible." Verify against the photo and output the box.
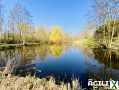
[0,74,81,90]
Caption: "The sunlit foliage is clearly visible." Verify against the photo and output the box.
[49,26,63,44]
[34,26,49,43]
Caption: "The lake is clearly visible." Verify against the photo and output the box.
[0,44,119,89]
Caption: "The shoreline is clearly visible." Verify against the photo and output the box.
[0,43,42,50]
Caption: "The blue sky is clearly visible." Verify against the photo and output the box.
[3,0,93,34]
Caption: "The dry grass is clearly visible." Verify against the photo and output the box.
[0,75,81,90]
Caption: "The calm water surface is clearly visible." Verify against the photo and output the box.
[0,44,119,88]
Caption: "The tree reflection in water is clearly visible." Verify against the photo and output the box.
[49,44,63,58]
[88,48,119,80]
[0,45,119,81]
[0,44,64,74]
[35,45,48,60]
[93,48,119,69]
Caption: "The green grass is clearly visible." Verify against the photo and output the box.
[0,45,16,50]
[0,43,43,50]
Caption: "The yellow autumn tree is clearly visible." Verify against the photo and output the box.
[49,26,63,44]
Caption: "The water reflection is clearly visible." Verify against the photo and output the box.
[0,45,119,88]
[87,48,119,80]
[49,44,63,58]
[36,45,48,60]
[93,48,119,69]
[0,44,64,67]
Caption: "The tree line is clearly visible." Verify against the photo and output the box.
[0,2,72,45]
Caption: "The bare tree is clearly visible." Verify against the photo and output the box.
[8,3,32,44]
[93,0,119,48]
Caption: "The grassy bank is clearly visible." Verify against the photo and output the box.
[0,75,80,90]
[0,43,43,50]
